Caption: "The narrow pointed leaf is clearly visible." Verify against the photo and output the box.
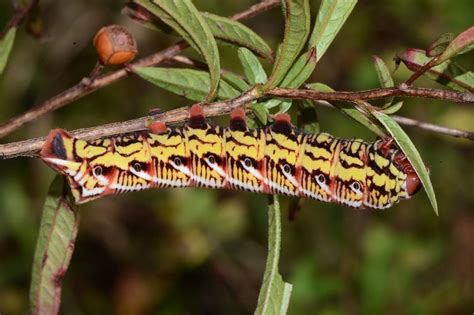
[30,176,80,315]
[201,12,273,61]
[308,0,357,61]
[134,0,199,49]
[238,47,268,85]
[123,2,174,33]
[371,111,438,215]
[258,98,293,114]
[278,100,293,113]
[267,47,317,112]
[254,195,293,315]
[298,100,320,133]
[221,71,250,92]
[0,27,16,75]
[372,56,394,87]
[152,0,221,101]
[264,99,285,110]
[265,0,311,89]
[426,32,454,57]
[306,82,386,136]
[252,103,270,125]
[436,26,474,64]
[134,67,239,101]
[137,0,221,101]
[398,48,474,92]
[280,47,317,88]
[126,3,273,61]
[372,55,395,107]
[382,101,403,114]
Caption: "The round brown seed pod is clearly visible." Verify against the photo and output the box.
[93,25,137,65]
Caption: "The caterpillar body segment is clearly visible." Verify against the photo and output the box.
[40,105,422,208]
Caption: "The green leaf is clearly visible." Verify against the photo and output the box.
[382,101,403,115]
[221,71,250,92]
[138,0,221,101]
[134,0,198,51]
[0,27,16,75]
[30,176,80,314]
[134,67,240,101]
[125,3,273,61]
[123,2,174,33]
[305,82,333,93]
[265,0,311,89]
[372,55,394,107]
[308,0,357,61]
[257,98,293,114]
[238,47,268,85]
[426,32,454,57]
[337,102,386,137]
[371,111,438,216]
[265,47,317,113]
[306,82,386,137]
[201,12,273,61]
[278,100,293,113]
[263,99,284,110]
[398,48,474,92]
[255,195,293,315]
[372,56,394,88]
[252,103,270,125]
[280,47,317,88]
[297,100,320,133]
[436,26,474,64]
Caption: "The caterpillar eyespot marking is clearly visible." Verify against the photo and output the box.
[133,163,142,172]
[244,158,252,167]
[316,174,325,184]
[93,166,102,177]
[173,157,182,166]
[39,106,423,208]
[208,155,216,165]
[350,181,362,194]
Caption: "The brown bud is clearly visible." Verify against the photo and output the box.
[93,25,137,65]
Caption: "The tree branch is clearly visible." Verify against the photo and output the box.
[1,85,473,160]
[0,0,281,139]
[0,87,260,159]
[266,85,474,103]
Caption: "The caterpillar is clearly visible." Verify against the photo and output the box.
[40,105,422,209]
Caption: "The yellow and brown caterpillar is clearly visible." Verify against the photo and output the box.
[40,105,422,209]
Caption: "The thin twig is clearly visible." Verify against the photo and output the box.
[230,0,280,20]
[404,56,439,86]
[0,0,281,139]
[266,86,474,103]
[0,42,188,139]
[391,115,474,140]
[0,0,39,38]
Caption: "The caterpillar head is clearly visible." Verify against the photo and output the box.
[40,129,118,203]
[393,151,423,197]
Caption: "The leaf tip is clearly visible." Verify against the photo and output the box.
[308,46,317,62]
[372,55,381,62]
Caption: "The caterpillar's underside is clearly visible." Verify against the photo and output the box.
[40,105,422,209]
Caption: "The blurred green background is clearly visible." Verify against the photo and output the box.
[1,1,473,314]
